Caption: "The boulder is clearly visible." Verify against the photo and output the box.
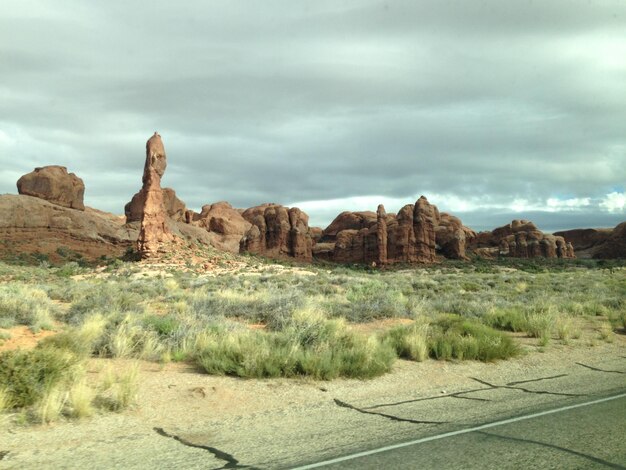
[136,132,174,258]
[17,165,85,211]
[240,204,313,261]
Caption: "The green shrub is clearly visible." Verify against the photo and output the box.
[428,315,520,361]
[385,315,519,362]
[483,307,527,332]
[0,284,59,329]
[195,313,396,380]
[344,280,406,321]
[0,347,82,408]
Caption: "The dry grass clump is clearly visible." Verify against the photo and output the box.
[195,307,395,380]
[0,283,59,330]
[384,314,520,362]
[97,363,140,411]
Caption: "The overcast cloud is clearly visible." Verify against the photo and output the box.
[1,0,624,231]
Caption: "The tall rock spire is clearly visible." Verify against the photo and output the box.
[137,132,173,258]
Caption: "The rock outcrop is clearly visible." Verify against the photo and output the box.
[555,223,625,259]
[469,220,575,259]
[17,165,85,211]
[240,204,313,261]
[553,227,614,258]
[188,201,252,253]
[0,194,135,262]
[125,187,186,223]
[316,196,448,265]
[592,222,626,259]
[136,132,174,258]
[436,213,476,260]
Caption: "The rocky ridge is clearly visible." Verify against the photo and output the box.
[3,132,621,265]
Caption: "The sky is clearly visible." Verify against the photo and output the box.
[1,0,625,232]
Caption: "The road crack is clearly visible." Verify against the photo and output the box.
[0,451,8,461]
[334,399,445,425]
[364,388,491,411]
[470,377,583,397]
[575,362,625,374]
[506,374,568,386]
[154,427,257,469]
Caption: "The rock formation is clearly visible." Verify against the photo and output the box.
[556,223,625,259]
[125,187,186,223]
[553,227,614,258]
[469,220,575,259]
[592,222,626,259]
[436,213,476,260]
[240,204,313,261]
[188,201,252,253]
[137,132,174,258]
[376,205,388,265]
[316,196,451,265]
[17,165,85,211]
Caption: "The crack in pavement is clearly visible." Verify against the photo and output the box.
[470,377,583,397]
[475,431,626,470]
[154,427,257,469]
[0,451,8,461]
[506,374,568,386]
[575,362,625,374]
[364,388,491,411]
[364,373,574,411]
[334,399,446,425]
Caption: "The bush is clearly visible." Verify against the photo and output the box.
[0,284,59,329]
[384,315,519,362]
[0,346,82,408]
[195,313,396,380]
[344,280,406,321]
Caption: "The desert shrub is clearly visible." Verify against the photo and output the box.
[344,280,406,321]
[143,314,180,337]
[195,313,396,380]
[428,315,520,361]
[55,261,84,278]
[0,346,82,408]
[67,283,144,322]
[383,320,429,361]
[96,363,139,411]
[187,287,304,324]
[483,307,527,332]
[385,315,519,362]
[40,315,108,357]
[0,284,59,329]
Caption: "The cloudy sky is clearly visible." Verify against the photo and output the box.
[1,0,624,231]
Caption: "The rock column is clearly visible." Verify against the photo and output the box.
[137,132,173,258]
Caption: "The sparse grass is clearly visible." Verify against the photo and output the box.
[0,346,83,409]
[195,309,396,379]
[0,284,59,329]
[0,259,624,422]
[97,363,139,411]
[67,380,95,418]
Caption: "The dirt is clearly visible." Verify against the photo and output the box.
[0,326,57,352]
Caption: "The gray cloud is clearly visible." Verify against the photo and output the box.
[1,0,624,232]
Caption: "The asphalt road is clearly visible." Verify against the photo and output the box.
[296,393,626,469]
[1,352,625,469]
